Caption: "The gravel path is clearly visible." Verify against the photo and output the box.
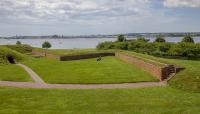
[0,64,167,89]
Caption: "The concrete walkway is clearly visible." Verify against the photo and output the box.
[0,64,167,89]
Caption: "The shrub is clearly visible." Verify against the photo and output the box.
[181,35,194,43]
[137,37,149,42]
[167,44,181,56]
[16,41,22,45]
[117,35,126,42]
[157,43,171,52]
[96,41,115,50]
[128,41,156,54]
[114,42,128,50]
[154,35,166,43]
[97,40,200,58]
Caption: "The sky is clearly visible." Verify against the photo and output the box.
[0,0,200,36]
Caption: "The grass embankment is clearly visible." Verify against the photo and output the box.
[0,46,32,82]
[0,87,199,114]
[0,64,31,82]
[123,50,200,92]
[23,56,158,84]
[118,51,166,67]
[0,46,25,64]
[33,48,114,56]
[5,45,32,54]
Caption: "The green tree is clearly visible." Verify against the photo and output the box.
[182,34,194,43]
[154,35,166,43]
[42,41,52,56]
[16,41,21,45]
[117,35,126,42]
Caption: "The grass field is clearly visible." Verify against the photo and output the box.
[0,48,200,114]
[0,87,199,114]
[34,48,114,56]
[23,56,158,84]
[123,51,200,92]
[0,64,32,82]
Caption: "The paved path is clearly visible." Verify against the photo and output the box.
[0,64,167,89]
[0,81,166,89]
[17,64,45,84]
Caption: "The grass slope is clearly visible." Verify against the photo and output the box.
[123,51,200,92]
[5,45,32,54]
[34,48,114,56]
[0,87,199,114]
[0,64,32,82]
[0,46,31,82]
[23,56,158,84]
[0,46,25,64]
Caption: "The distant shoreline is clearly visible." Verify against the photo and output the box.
[1,36,200,39]
[1,32,200,39]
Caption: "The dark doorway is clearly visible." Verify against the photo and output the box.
[7,55,16,64]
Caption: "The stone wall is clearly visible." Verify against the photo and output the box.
[115,52,177,81]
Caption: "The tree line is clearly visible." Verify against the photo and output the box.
[97,35,200,58]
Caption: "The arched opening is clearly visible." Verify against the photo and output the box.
[6,55,16,64]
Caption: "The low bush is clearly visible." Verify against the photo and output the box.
[137,37,149,42]
[182,35,194,43]
[97,41,115,50]
[154,35,166,43]
[97,41,129,50]
[117,34,126,42]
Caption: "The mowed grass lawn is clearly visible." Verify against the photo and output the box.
[23,56,158,84]
[0,87,199,114]
[0,64,32,82]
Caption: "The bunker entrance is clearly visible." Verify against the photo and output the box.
[7,55,16,64]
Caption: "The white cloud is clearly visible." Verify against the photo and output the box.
[0,0,185,35]
[164,0,200,8]
[0,0,151,24]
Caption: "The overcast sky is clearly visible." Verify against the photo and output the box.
[0,0,200,36]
